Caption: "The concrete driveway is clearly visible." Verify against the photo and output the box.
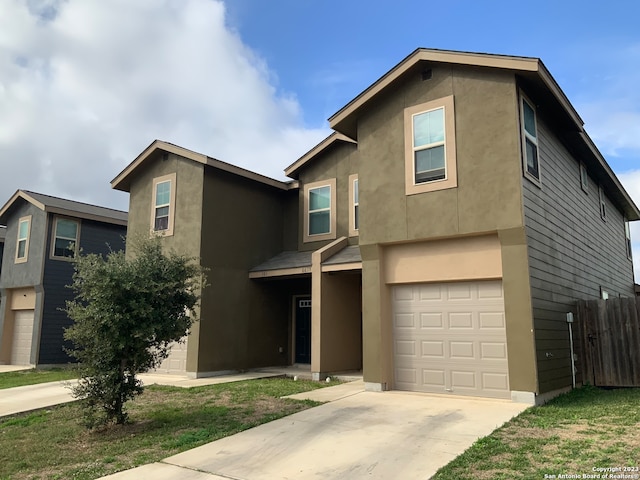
[102,389,529,480]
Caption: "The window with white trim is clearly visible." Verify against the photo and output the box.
[15,216,31,263]
[303,178,336,243]
[349,174,359,237]
[404,95,457,195]
[521,95,540,183]
[151,173,176,236]
[52,217,79,259]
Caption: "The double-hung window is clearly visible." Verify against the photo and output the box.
[52,217,79,259]
[15,216,31,263]
[404,95,457,195]
[349,174,359,237]
[521,95,540,183]
[625,218,632,259]
[303,178,336,243]
[151,173,176,236]
[599,185,606,220]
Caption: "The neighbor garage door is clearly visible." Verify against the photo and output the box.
[153,337,188,375]
[11,310,35,365]
[392,280,509,399]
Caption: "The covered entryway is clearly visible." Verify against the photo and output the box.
[392,280,509,399]
[11,310,35,365]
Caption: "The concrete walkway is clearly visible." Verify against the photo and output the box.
[0,370,287,418]
[101,389,529,480]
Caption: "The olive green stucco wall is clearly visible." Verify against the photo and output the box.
[125,152,204,372]
[353,63,538,393]
[198,168,292,372]
[297,142,359,251]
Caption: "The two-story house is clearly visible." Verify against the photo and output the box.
[111,48,638,404]
[0,190,127,366]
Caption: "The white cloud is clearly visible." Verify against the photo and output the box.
[0,0,329,211]
[574,43,640,164]
[618,170,640,282]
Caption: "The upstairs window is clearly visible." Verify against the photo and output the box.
[521,95,540,184]
[580,163,588,193]
[349,174,359,237]
[52,217,79,259]
[413,108,445,183]
[303,178,336,243]
[599,185,606,220]
[15,216,31,263]
[151,173,176,236]
[625,218,632,259]
[404,95,457,195]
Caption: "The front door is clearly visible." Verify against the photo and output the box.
[295,297,311,364]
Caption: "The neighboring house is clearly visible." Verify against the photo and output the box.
[0,190,127,366]
[111,48,638,405]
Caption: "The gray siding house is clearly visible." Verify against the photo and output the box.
[0,190,127,366]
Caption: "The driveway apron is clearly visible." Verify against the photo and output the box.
[102,390,529,480]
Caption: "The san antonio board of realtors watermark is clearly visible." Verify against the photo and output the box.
[544,466,639,479]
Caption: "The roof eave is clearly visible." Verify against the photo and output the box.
[112,140,291,192]
[284,132,357,179]
[0,190,45,223]
[328,48,542,136]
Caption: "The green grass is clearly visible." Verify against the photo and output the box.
[0,377,337,480]
[432,385,640,480]
[0,368,78,389]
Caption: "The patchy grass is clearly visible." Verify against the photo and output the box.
[0,368,78,389]
[433,385,640,479]
[0,377,336,480]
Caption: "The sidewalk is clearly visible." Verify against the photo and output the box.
[0,370,361,418]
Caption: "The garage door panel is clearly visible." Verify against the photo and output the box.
[394,312,416,328]
[153,337,188,375]
[420,313,443,328]
[395,339,416,356]
[479,311,506,329]
[480,342,508,360]
[396,368,417,385]
[449,341,474,359]
[392,281,509,399]
[420,341,444,358]
[422,369,445,388]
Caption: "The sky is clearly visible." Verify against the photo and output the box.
[1,0,640,273]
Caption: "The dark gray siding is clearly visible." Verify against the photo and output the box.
[522,116,634,393]
[39,215,126,364]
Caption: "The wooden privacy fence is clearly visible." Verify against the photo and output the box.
[576,297,640,387]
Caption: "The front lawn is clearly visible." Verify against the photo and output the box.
[433,385,640,479]
[0,368,78,389]
[0,378,334,480]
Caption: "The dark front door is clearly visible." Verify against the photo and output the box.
[295,297,312,364]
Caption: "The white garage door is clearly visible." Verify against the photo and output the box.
[392,280,509,399]
[153,337,188,375]
[11,310,35,366]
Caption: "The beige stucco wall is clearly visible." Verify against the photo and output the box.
[384,235,502,284]
[125,152,204,372]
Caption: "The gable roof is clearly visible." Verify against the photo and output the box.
[325,47,640,221]
[111,140,297,192]
[284,132,357,179]
[0,190,128,226]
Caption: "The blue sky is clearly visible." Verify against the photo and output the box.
[1,0,639,272]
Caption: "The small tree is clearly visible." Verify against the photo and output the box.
[64,236,205,427]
